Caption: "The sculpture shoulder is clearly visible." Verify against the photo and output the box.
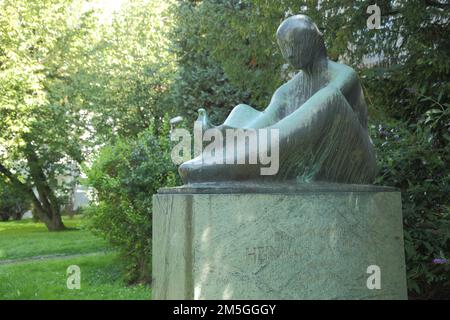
[327,61,362,99]
[270,81,291,102]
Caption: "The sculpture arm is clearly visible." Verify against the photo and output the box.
[242,85,288,129]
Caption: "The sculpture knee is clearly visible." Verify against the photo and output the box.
[224,104,261,127]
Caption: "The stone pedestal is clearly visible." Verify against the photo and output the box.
[152,183,407,300]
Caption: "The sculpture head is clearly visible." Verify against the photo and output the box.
[276,15,326,70]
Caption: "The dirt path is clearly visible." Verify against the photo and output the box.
[0,251,113,265]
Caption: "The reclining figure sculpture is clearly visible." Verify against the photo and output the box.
[179,14,377,184]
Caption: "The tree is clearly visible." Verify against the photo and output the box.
[0,0,97,230]
[77,0,177,141]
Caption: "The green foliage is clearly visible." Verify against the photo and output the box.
[173,0,285,108]
[0,0,91,181]
[85,120,179,284]
[0,177,31,221]
[371,117,450,299]
[0,0,100,229]
[78,0,177,140]
[165,1,252,125]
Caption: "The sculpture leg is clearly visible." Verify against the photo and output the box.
[223,104,262,128]
[270,87,377,183]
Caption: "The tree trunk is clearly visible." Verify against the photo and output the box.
[0,148,66,231]
[48,213,66,231]
[24,144,66,231]
[30,195,66,231]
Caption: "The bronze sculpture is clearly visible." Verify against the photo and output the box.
[178,15,377,185]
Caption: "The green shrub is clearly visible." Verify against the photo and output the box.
[370,117,450,299]
[84,120,180,284]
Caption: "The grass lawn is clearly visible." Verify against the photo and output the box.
[0,215,109,261]
[0,216,151,300]
[0,253,150,299]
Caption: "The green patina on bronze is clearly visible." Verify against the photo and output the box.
[179,15,377,184]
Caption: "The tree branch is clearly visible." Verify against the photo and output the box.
[0,162,24,188]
